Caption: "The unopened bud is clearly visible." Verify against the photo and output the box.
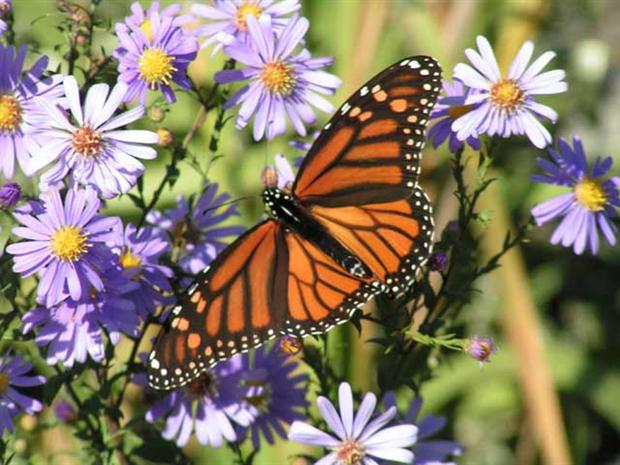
[0,1,11,17]
[53,400,76,423]
[148,105,166,123]
[75,30,89,46]
[466,335,497,366]
[156,128,174,148]
[279,335,302,355]
[261,165,278,189]
[0,182,21,208]
[427,250,448,273]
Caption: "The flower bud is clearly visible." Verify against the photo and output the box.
[279,335,302,355]
[0,1,11,18]
[0,182,21,208]
[148,105,166,123]
[156,128,174,148]
[53,400,76,423]
[261,165,278,189]
[466,335,497,366]
[443,220,461,241]
[427,250,448,272]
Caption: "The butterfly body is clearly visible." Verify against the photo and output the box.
[263,187,373,279]
[148,56,442,391]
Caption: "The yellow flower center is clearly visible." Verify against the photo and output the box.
[0,373,9,394]
[244,378,272,413]
[119,247,142,270]
[50,226,90,262]
[138,48,177,89]
[139,19,153,42]
[235,2,263,31]
[490,79,525,111]
[260,60,296,96]
[336,440,365,465]
[448,104,474,120]
[574,178,607,211]
[72,126,103,157]
[0,94,23,133]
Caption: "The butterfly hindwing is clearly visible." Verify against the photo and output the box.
[308,186,434,296]
[281,230,376,336]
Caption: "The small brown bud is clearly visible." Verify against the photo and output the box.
[156,128,174,148]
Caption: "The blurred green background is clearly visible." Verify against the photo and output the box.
[7,0,620,464]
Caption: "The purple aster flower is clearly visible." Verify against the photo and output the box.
[115,9,198,104]
[465,335,497,366]
[109,223,174,319]
[452,36,567,148]
[531,136,620,254]
[29,77,159,198]
[192,0,301,52]
[0,353,45,436]
[215,15,342,140]
[147,182,244,275]
[145,355,256,447]
[428,80,481,153]
[115,1,193,41]
[7,188,121,308]
[0,44,63,179]
[288,382,419,465]
[241,344,308,448]
[383,393,463,465]
[23,269,139,367]
[0,182,21,208]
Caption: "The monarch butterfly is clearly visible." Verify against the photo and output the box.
[148,56,442,390]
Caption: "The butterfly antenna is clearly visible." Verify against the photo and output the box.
[202,196,257,215]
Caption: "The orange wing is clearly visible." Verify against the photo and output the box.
[148,56,443,390]
[294,56,442,207]
[148,221,284,390]
[308,186,434,296]
[148,221,375,390]
[294,56,441,295]
[280,230,378,336]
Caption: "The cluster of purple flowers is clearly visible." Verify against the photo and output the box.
[7,188,166,366]
[0,1,248,375]
[7,177,244,368]
[145,343,308,448]
[429,36,619,256]
[191,0,341,140]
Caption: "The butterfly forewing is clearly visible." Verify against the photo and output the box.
[294,56,442,207]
